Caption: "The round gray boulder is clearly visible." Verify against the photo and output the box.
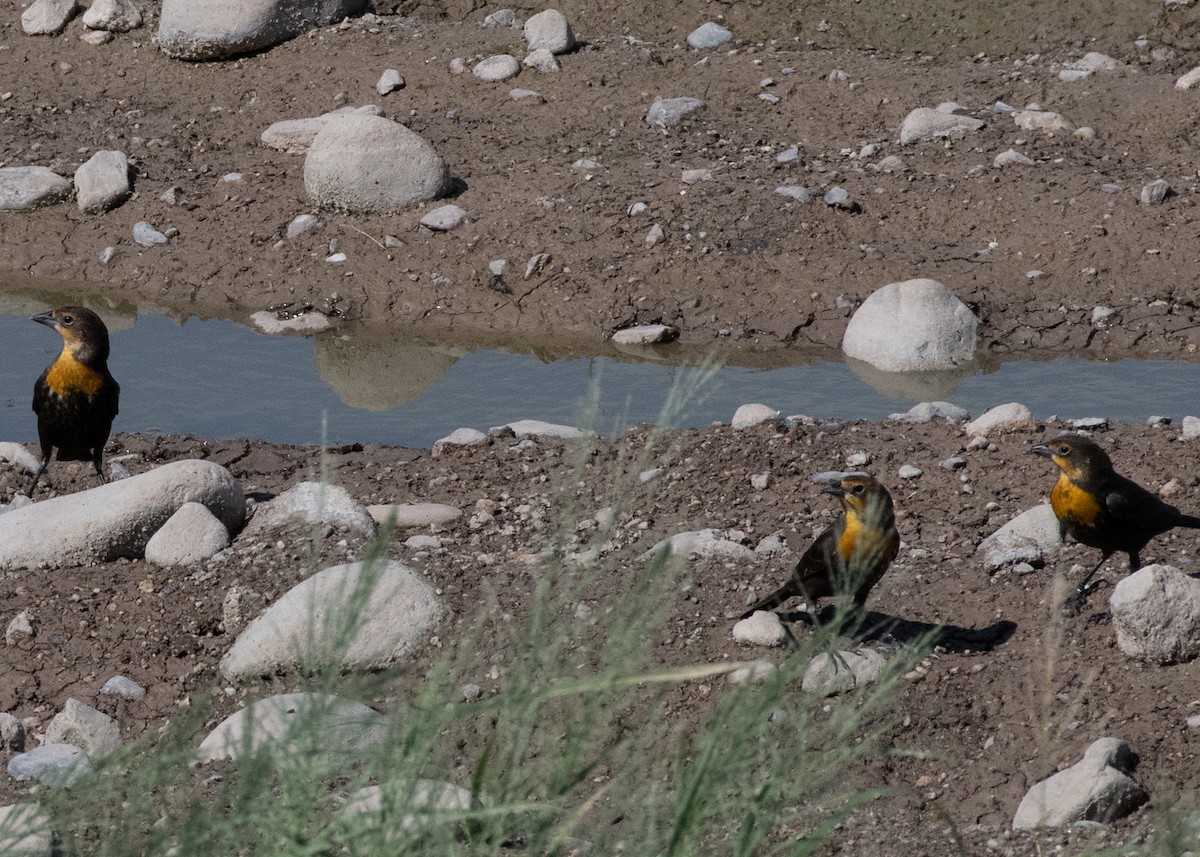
[304,115,450,214]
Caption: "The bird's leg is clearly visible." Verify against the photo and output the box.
[25,457,49,498]
[1062,552,1113,614]
[92,453,107,486]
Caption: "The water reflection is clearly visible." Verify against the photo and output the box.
[314,335,465,411]
[1,275,1199,448]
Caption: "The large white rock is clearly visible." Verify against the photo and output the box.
[82,0,142,32]
[1110,565,1200,664]
[841,278,978,371]
[21,0,79,34]
[304,115,450,214]
[0,803,52,857]
[0,167,72,212]
[220,560,443,677]
[157,0,369,60]
[0,460,244,571]
[963,402,1033,436]
[523,9,574,54]
[1013,737,1147,829]
[260,105,383,153]
[977,504,1061,570]
[242,481,375,539]
[197,692,386,762]
[144,501,231,566]
[899,108,985,144]
[45,699,120,758]
[74,150,131,213]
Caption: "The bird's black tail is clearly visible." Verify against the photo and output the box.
[739,582,797,620]
[1180,514,1200,529]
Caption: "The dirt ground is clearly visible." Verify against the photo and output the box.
[7,0,1200,852]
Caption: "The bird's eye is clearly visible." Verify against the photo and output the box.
[1057,445,1070,455]
[61,315,74,325]
[851,483,865,495]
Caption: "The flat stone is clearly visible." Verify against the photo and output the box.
[420,204,468,231]
[7,744,90,787]
[645,97,706,127]
[774,185,813,203]
[611,324,676,345]
[899,108,985,144]
[0,167,71,211]
[220,561,442,677]
[499,419,584,439]
[367,502,462,527]
[197,693,387,761]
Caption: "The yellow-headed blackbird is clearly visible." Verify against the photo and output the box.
[27,306,120,497]
[741,472,899,619]
[1032,434,1200,597]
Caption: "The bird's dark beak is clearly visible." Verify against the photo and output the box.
[821,482,846,497]
[1031,443,1052,459]
[31,311,56,329]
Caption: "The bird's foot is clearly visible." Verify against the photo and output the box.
[1060,579,1105,617]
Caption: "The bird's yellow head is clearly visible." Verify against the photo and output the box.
[32,306,111,365]
[822,472,895,524]
[1031,434,1113,483]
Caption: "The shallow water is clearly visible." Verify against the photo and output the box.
[1,285,1198,448]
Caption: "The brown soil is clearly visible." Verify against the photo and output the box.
[6,1,1200,852]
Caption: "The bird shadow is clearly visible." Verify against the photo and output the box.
[777,607,1017,655]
